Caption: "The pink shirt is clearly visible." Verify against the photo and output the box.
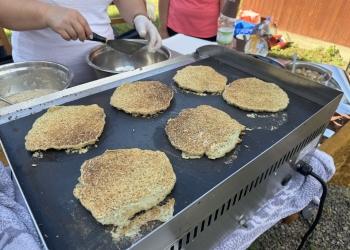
[168,0,220,38]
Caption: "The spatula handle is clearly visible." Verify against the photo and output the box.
[90,32,108,43]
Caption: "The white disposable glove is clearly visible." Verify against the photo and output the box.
[134,15,162,53]
[144,0,157,22]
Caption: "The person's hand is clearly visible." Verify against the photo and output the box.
[44,5,92,42]
[144,0,157,22]
[134,15,162,53]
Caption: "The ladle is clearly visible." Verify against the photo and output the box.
[292,53,298,73]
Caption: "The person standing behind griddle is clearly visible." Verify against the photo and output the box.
[158,0,226,42]
[0,0,162,86]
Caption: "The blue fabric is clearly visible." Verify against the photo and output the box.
[234,20,255,38]
[0,163,43,250]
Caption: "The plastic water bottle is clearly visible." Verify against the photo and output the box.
[262,17,271,37]
[252,17,271,38]
[216,0,241,49]
[217,14,235,48]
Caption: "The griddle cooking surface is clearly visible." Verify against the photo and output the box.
[0,58,323,249]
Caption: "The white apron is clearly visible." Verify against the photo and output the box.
[12,0,114,86]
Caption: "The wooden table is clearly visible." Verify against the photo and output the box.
[0,146,9,166]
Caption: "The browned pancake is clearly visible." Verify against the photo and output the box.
[110,81,174,116]
[25,104,106,151]
[173,66,227,94]
[223,78,289,112]
[110,198,175,240]
[73,149,176,227]
[165,105,245,159]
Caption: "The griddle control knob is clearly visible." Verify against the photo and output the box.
[281,174,293,186]
[235,214,249,228]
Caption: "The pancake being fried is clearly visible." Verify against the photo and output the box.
[110,81,174,116]
[25,104,105,151]
[110,198,175,240]
[173,66,227,94]
[73,149,176,227]
[223,78,289,112]
[165,105,245,159]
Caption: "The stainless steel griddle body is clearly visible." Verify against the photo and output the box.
[0,46,342,250]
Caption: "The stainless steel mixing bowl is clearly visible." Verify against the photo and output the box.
[285,62,332,85]
[86,40,172,79]
[0,61,73,98]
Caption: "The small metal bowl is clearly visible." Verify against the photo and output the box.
[285,62,332,85]
[86,40,172,79]
[0,61,73,99]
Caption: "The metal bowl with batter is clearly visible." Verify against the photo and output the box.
[285,62,332,85]
[86,40,172,79]
[0,61,73,95]
[0,61,73,107]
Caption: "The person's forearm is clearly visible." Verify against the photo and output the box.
[0,0,50,31]
[113,0,147,26]
[158,0,170,32]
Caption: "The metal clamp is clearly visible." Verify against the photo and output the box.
[235,214,249,228]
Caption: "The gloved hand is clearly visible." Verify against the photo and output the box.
[144,0,157,22]
[134,15,162,53]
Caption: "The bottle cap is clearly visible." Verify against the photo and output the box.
[221,0,241,19]
[266,17,271,21]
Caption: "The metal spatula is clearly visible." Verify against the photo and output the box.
[90,32,146,55]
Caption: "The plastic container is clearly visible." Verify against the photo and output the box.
[252,17,271,38]
[216,13,236,48]
[238,9,261,24]
[244,34,268,56]
[235,34,249,52]
[216,0,241,49]
[263,17,270,36]
[234,20,255,38]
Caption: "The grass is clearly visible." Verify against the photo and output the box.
[268,43,347,68]
[108,0,159,35]
[4,28,11,42]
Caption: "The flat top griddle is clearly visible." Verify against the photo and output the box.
[0,57,323,249]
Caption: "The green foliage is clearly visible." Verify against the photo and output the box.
[285,33,291,42]
[274,239,282,249]
[109,0,159,35]
[247,239,261,250]
[4,29,11,44]
[268,44,347,68]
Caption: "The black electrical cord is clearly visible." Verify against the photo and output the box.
[301,210,314,245]
[296,162,327,250]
